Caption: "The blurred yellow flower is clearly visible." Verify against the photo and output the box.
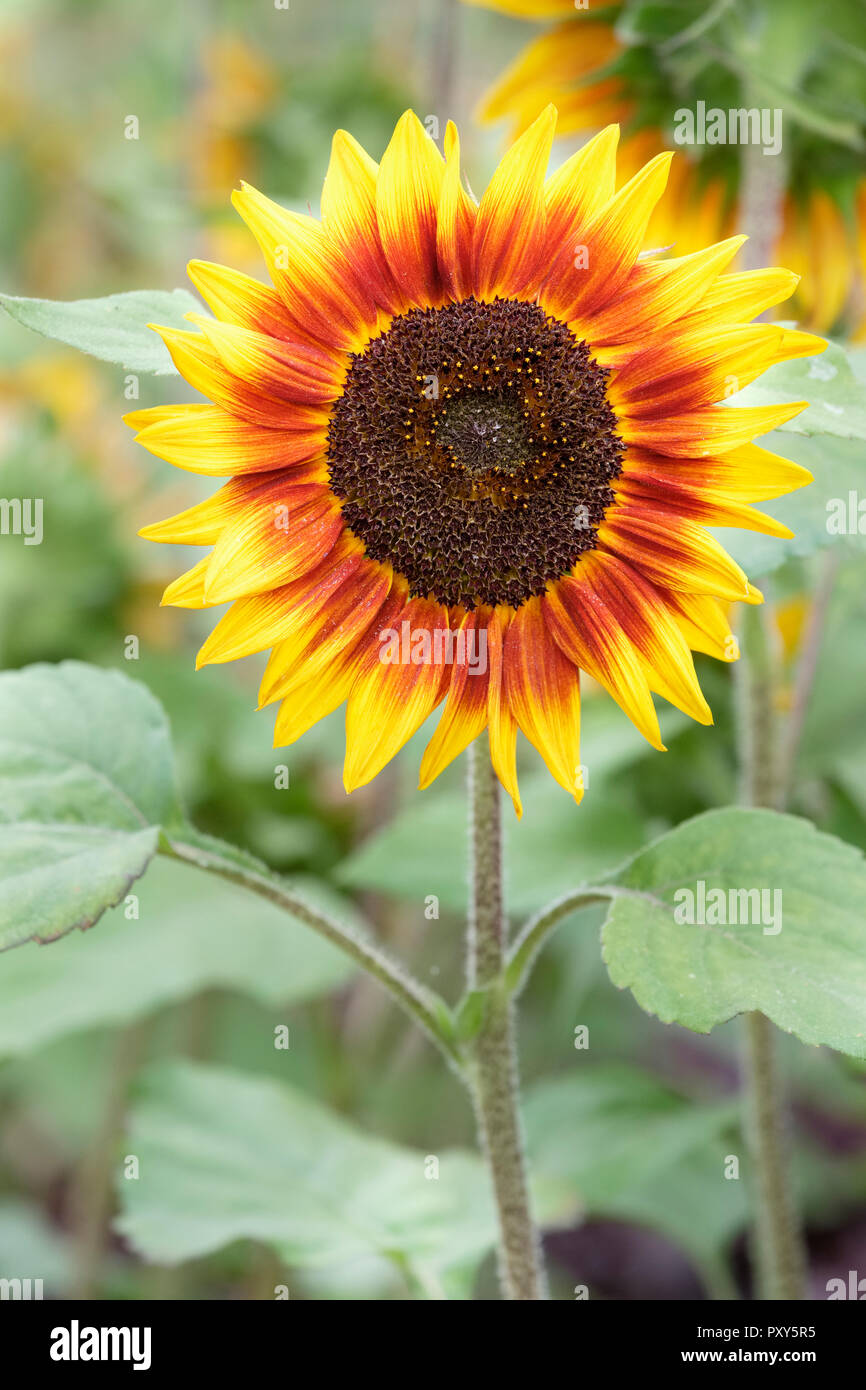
[467,0,863,335]
[189,35,277,209]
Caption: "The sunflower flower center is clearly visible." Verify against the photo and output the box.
[326,297,624,608]
[434,389,533,478]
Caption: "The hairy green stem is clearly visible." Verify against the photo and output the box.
[736,604,808,1300]
[466,740,547,1300]
[736,603,782,808]
[741,1010,807,1299]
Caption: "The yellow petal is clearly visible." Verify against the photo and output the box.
[474,105,556,300]
[375,111,445,306]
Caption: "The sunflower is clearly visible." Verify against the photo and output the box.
[467,0,865,334]
[470,2,629,141]
[126,108,822,815]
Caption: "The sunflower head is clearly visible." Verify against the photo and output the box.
[127,106,822,815]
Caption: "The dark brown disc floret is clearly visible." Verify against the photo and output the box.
[326,297,624,608]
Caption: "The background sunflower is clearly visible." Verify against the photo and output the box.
[466,0,866,332]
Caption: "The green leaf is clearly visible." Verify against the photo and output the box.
[115,1059,754,1297]
[718,61,864,150]
[523,1065,746,1280]
[0,824,159,952]
[736,339,866,441]
[798,573,866,801]
[717,431,865,579]
[0,859,355,1058]
[0,661,180,828]
[0,288,202,375]
[601,808,866,1056]
[0,661,442,1053]
[0,661,182,948]
[116,1059,497,1299]
[0,1200,72,1293]
[616,1,708,46]
[848,347,866,386]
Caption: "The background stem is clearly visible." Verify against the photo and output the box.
[741,1010,807,1299]
[736,604,808,1299]
[738,109,787,275]
[736,603,782,809]
[734,95,810,1299]
[430,0,458,130]
[67,1019,151,1298]
[466,740,547,1300]
[777,549,839,808]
